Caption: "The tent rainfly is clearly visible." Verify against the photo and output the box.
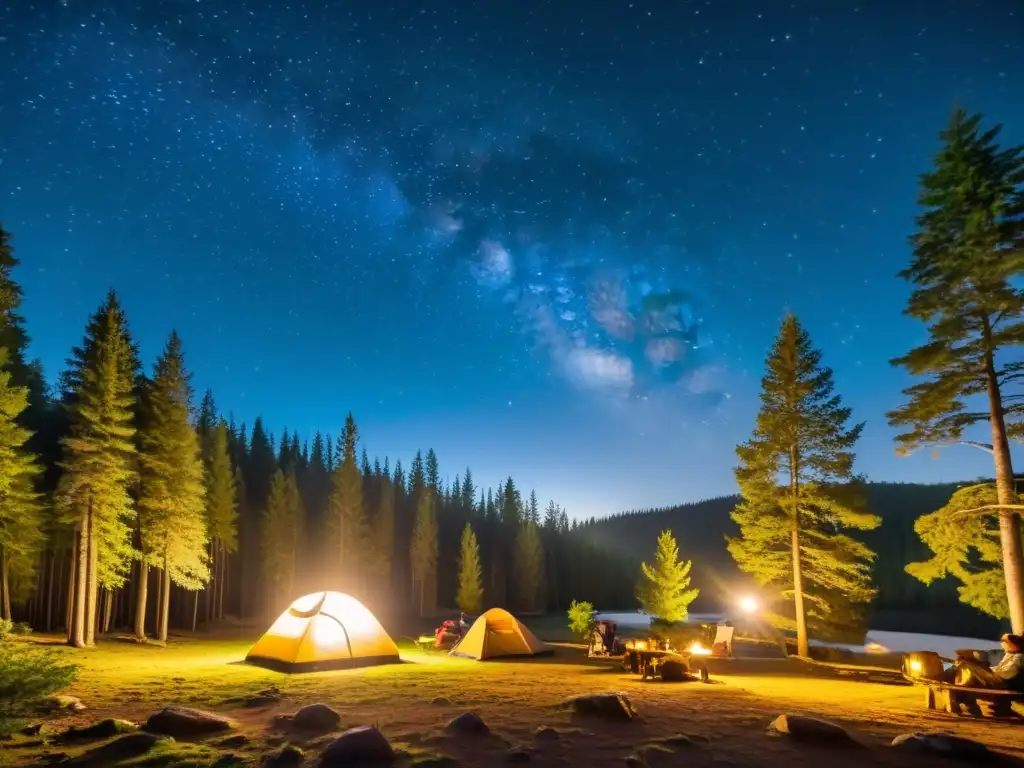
[246,591,400,672]
[450,607,552,660]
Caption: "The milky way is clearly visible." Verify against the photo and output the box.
[2,1,1022,515]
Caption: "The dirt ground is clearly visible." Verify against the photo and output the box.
[4,634,1023,767]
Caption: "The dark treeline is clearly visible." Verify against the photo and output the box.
[0,224,636,642]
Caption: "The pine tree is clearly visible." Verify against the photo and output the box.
[410,488,438,616]
[730,314,880,654]
[456,522,483,613]
[58,291,139,647]
[905,483,1011,618]
[637,529,698,623]
[887,109,1024,634]
[527,490,540,525]
[514,520,543,611]
[0,348,42,619]
[373,476,395,580]
[135,332,208,643]
[204,420,237,622]
[262,468,303,611]
[326,413,372,592]
[0,225,30,383]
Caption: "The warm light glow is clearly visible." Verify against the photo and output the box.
[290,592,323,614]
[264,609,307,639]
[310,614,348,650]
[689,642,712,655]
[908,659,922,674]
[865,642,890,654]
[629,640,647,651]
[738,596,758,614]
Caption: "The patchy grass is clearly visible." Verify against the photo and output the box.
[3,632,1022,767]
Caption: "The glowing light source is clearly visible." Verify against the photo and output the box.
[738,596,759,614]
[908,659,922,674]
[688,642,712,656]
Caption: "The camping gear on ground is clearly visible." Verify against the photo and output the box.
[449,607,551,660]
[621,636,710,682]
[587,620,624,658]
[246,591,400,672]
[710,624,734,658]
[434,619,463,649]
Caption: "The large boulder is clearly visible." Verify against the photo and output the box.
[892,732,994,762]
[444,712,490,736]
[562,693,636,721]
[319,725,394,766]
[144,706,234,738]
[769,714,855,745]
[64,733,170,766]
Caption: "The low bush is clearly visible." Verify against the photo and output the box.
[0,618,78,737]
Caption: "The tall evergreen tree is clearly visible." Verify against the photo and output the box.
[135,332,208,643]
[527,490,540,525]
[204,420,237,622]
[409,451,425,498]
[425,449,439,491]
[514,520,543,611]
[456,522,483,613]
[410,486,438,616]
[730,314,880,654]
[637,529,698,623]
[886,109,1024,633]
[262,468,304,612]
[58,291,139,647]
[0,225,30,383]
[326,413,372,592]
[373,474,395,583]
[0,348,41,619]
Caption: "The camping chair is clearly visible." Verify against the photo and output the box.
[711,625,734,658]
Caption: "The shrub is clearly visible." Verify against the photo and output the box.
[567,600,595,640]
[0,622,78,737]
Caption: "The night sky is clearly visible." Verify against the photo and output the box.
[2,1,1022,517]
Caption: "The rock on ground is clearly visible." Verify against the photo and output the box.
[769,714,855,745]
[533,726,560,742]
[506,746,531,762]
[892,732,994,762]
[319,725,394,766]
[444,712,490,736]
[46,694,86,712]
[144,706,235,738]
[288,703,342,732]
[60,718,138,741]
[562,693,637,721]
[64,733,170,766]
[264,744,305,766]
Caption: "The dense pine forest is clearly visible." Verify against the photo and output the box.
[0,224,637,641]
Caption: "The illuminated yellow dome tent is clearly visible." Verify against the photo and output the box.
[246,591,400,672]
[450,607,552,660]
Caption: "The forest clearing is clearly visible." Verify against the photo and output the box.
[3,629,1022,768]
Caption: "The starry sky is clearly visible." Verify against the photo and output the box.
[2,1,1023,518]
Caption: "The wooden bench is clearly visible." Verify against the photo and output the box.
[926,683,1024,718]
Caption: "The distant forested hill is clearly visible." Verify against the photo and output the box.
[575,481,1007,638]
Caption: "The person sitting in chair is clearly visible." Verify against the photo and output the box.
[955,634,1023,690]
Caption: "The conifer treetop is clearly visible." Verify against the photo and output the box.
[888,109,1024,450]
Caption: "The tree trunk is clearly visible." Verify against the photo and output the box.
[84,500,98,646]
[983,336,1024,634]
[135,561,149,641]
[102,588,114,634]
[46,550,58,632]
[158,559,170,643]
[191,589,199,633]
[70,521,87,648]
[0,548,10,621]
[789,445,809,657]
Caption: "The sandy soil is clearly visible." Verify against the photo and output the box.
[4,636,1022,767]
